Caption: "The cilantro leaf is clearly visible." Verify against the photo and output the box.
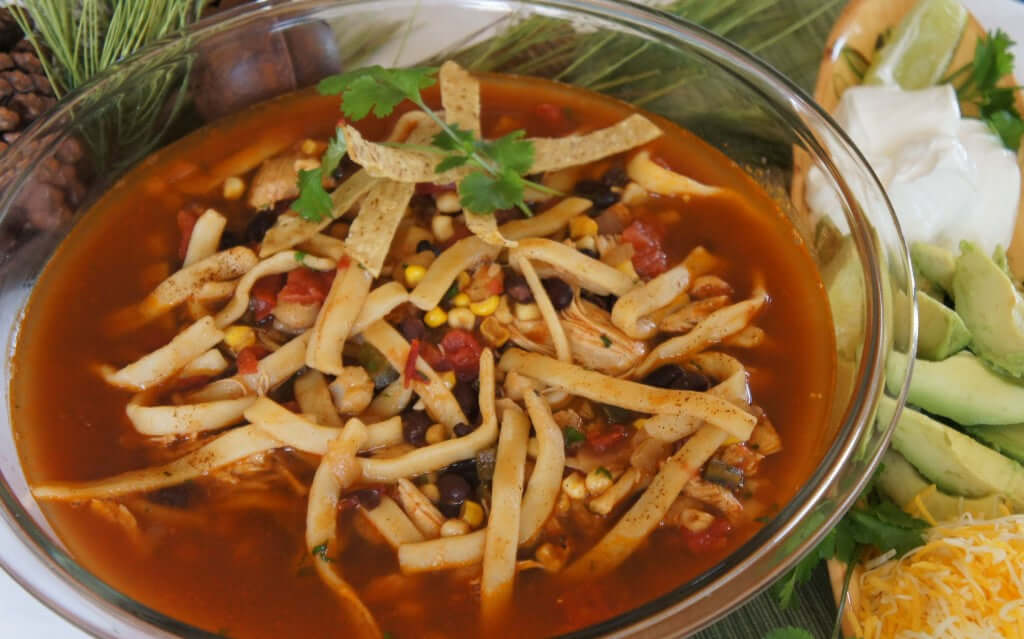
[973,30,1015,92]
[322,128,347,176]
[763,628,815,639]
[987,109,1024,149]
[312,541,331,562]
[563,427,585,445]
[435,154,470,173]
[319,66,438,120]
[433,124,476,152]
[958,30,1024,150]
[293,169,332,222]
[458,169,525,215]
[844,500,927,556]
[480,130,534,174]
[342,74,408,119]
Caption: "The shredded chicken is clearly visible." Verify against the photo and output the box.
[683,478,743,522]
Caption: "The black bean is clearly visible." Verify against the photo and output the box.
[399,316,427,342]
[244,208,278,244]
[601,166,629,188]
[444,459,479,486]
[416,239,439,255]
[351,488,383,510]
[218,230,242,250]
[331,156,359,182]
[452,380,479,423]
[642,365,711,392]
[574,179,620,210]
[409,193,436,216]
[437,472,471,514]
[402,411,431,447]
[504,271,534,303]
[453,422,475,438]
[581,289,617,312]
[542,277,573,311]
[579,248,599,260]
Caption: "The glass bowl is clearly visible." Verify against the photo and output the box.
[0,1,916,637]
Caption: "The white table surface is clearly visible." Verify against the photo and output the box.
[2,0,1023,637]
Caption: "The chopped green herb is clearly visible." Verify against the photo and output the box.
[954,30,1024,149]
[600,333,612,347]
[318,65,439,120]
[564,426,585,445]
[595,466,612,480]
[293,169,332,222]
[322,127,348,176]
[443,281,460,302]
[312,541,332,562]
[294,250,307,264]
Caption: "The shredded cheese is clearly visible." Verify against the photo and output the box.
[855,514,1024,639]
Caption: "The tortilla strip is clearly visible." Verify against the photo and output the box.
[175,127,294,196]
[101,316,224,391]
[611,263,690,339]
[194,279,239,305]
[498,349,756,440]
[32,425,281,500]
[306,259,374,375]
[588,468,646,516]
[214,250,334,329]
[519,390,566,545]
[260,170,379,257]
[365,376,414,420]
[482,404,529,622]
[305,418,382,639]
[183,208,227,267]
[634,284,768,378]
[358,349,496,482]
[244,397,402,454]
[351,282,409,334]
[396,478,445,538]
[345,180,416,278]
[360,320,468,428]
[440,61,481,136]
[344,115,661,184]
[501,197,592,238]
[178,348,228,378]
[398,529,486,574]
[297,234,347,262]
[360,496,425,549]
[510,238,635,296]
[187,332,311,402]
[294,369,343,428]
[514,255,570,362]
[126,396,257,437]
[564,424,727,579]
[627,150,720,199]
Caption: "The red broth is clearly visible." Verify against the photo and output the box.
[11,74,835,638]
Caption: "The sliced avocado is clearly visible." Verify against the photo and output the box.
[966,423,1024,464]
[876,450,1009,521]
[882,396,1024,509]
[916,293,970,360]
[952,241,1024,377]
[821,236,864,360]
[911,242,956,296]
[887,350,1024,424]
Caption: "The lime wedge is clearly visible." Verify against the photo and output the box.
[863,0,968,89]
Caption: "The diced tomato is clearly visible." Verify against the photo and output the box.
[338,254,351,270]
[176,208,200,261]
[441,329,483,382]
[681,517,733,554]
[534,102,571,135]
[404,340,429,387]
[249,274,285,321]
[236,345,270,375]
[277,268,331,305]
[586,423,630,453]
[419,341,452,372]
[622,219,668,278]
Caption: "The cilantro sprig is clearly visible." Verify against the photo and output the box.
[315,65,555,217]
[293,128,347,222]
[948,29,1024,150]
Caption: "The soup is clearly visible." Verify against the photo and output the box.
[12,65,835,638]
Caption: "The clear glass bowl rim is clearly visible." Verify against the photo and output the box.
[0,1,916,637]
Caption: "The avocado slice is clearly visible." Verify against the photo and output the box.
[876,449,1009,521]
[820,236,864,360]
[882,396,1024,509]
[911,242,956,296]
[887,350,1024,424]
[952,241,1024,377]
[916,293,970,360]
[966,423,1024,465]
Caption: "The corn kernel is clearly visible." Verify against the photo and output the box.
[561,473,587,500]
[425,423,448,445]
[457,271,471,289]
[300,138,319,155]
[222,176,245,200]
[441,371,457,389]
[459,500,485,528]
[424,307,448,328]
[620,181,648,206]
[435,191,462,213]
[514,302,540,322]
[431,214,454,242]
[223,325,256,353]
[421,483,441,503]
[452,292,471,307]
[722,435,742,446]
[469,295,500,317]
[440,518,471,537]
[617,259,639,279]
[447,307,475,330]
[575,235,597,252]
[634,418,648,430]
[404,264,427,287]
[569,215,598,239]
[585,467,614,497]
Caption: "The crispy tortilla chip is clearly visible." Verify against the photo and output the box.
[530,114,662,172]
[343,125,460,184]
[440,61,481,136]
[259,170,379,257]
[346,180,416,277]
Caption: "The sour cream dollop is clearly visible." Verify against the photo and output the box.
[806,84,1020,256]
